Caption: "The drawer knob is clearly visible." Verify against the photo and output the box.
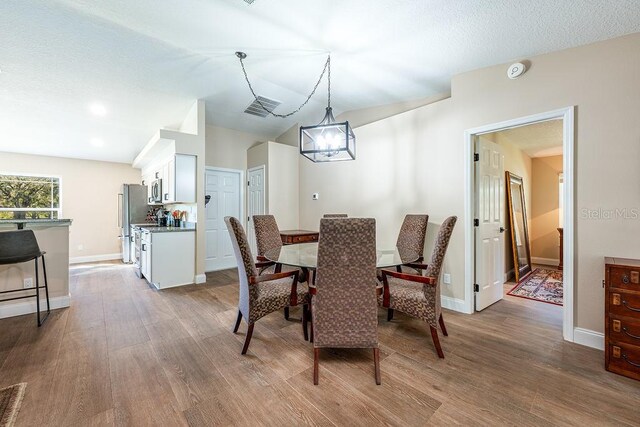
[622,275,630,284]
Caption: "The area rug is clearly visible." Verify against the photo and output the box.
[507,268,563,305]
[0,383,26,427]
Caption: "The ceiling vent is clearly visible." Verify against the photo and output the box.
[244,96,281,118]
[243,0,256,4]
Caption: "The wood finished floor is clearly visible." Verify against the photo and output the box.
[0,262,638,426]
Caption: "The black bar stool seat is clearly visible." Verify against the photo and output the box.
[0,229,51,326]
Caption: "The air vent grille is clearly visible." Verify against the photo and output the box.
[244,96,281,118]
[243,0,256,4]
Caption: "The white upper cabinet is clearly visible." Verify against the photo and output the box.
[146,153,196,205]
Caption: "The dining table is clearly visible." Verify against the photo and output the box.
[264,242,419,285]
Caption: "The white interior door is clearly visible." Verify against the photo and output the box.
[247,166,266,255]
[474,137,505,311]
[205,169,241,272]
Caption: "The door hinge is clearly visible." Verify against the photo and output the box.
[247,181,250,186]
[474,153,479,162]
[474,284,479,292]
[474,218,479,227]
[247,216,250,222]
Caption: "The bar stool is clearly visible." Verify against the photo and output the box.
[0,230,50,326]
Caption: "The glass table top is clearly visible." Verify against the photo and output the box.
[264,243,419,269]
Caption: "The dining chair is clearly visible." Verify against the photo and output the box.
[323,214,348,218]
[225,216,310,354]
[253,214,300,320]
[312,217,380,385]
[380,216,457,358]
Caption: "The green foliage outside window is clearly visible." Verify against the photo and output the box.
[0,174,60,219]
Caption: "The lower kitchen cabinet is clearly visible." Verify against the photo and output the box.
[141,230,195,289]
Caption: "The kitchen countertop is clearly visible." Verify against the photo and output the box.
[0,219,73,229]
[137,224,196,233]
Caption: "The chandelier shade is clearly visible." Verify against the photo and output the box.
[299,107,356,162]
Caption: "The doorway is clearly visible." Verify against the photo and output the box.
[205,167,243,272]
[247,165,266,255]
[464,107,575,342]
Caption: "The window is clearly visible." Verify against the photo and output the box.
[0,174,61,219]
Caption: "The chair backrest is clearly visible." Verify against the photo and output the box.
[423,216,457,318]
[323,214,348,218]
[313,218,378,349]
[253,215,282,256]
[0,230,41,265]
[224,217,258,319]
[395,214,429,258]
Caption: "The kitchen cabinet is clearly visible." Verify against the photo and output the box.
[162,154,196,204]
[139,228,195,288]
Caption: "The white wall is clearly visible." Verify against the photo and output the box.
[206,125,266,171]
[0,152,141,260]
[299,32,640,334]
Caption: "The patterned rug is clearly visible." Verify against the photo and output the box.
[0,383,26,427]
[507,268,563,305]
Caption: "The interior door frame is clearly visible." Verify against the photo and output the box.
[463,106,575,342]
[204,166,245,272]
[247,165,266,254]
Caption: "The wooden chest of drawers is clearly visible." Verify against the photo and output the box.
[280,230,319,245]
[605,257,640,381]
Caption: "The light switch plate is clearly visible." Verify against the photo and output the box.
[443,273,451,284]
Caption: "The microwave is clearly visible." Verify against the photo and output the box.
[150,179,162,203]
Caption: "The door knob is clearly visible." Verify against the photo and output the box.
[499,227,506,233]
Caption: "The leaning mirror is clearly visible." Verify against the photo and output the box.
[506,171,532,282]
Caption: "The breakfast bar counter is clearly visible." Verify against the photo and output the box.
[0,219,72,318]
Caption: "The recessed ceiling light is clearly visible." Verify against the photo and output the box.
[90,138,104,147]
[89,103,107,117]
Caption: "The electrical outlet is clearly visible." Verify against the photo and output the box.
[443,273,451,284]
[23,278,34,289]
[312,193,319,200]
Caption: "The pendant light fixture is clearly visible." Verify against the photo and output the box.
[236,52,355,162]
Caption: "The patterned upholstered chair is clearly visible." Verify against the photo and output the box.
[380,216,457,358]
[312,218,381,385]
[253,214,300,320]
[225,216,310,354]
[386,214,429,321]
[323,214,348,218]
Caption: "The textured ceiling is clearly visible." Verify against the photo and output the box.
[489,119,563,158]
[1,1,639,163]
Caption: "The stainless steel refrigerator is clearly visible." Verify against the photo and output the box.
[118,184,148,263]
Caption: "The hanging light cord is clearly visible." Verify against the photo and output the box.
[237,53,331,118]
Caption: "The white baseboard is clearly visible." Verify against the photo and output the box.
[0,295,70,319]
[70,253,121,264]
[194,274,206,284]
[441,296,469,313]
[573,327,604,350]
[532,257,560,266]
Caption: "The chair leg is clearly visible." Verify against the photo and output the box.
[41,256,51,316]
[309,304,314,343]
[35,259,41,327]
[373,348,381,385]
[439,313,448,336]
[387,308,394,322]
[302,304,309,341]
[233,310,242,333]
[241,323,254,355]
[284,306,290,321]
[430,325,445,358]
[313,348,320,385]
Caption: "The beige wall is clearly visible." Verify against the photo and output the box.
[481,133,533,277]
[247,141,299,229]
[531,155,563,261]
[0,152,140,259]
[299,32,640,334]
[205,125,266,170]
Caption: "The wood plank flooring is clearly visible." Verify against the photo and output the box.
[0,261,638,426]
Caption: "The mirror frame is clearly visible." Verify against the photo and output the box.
[505,171,532,283]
